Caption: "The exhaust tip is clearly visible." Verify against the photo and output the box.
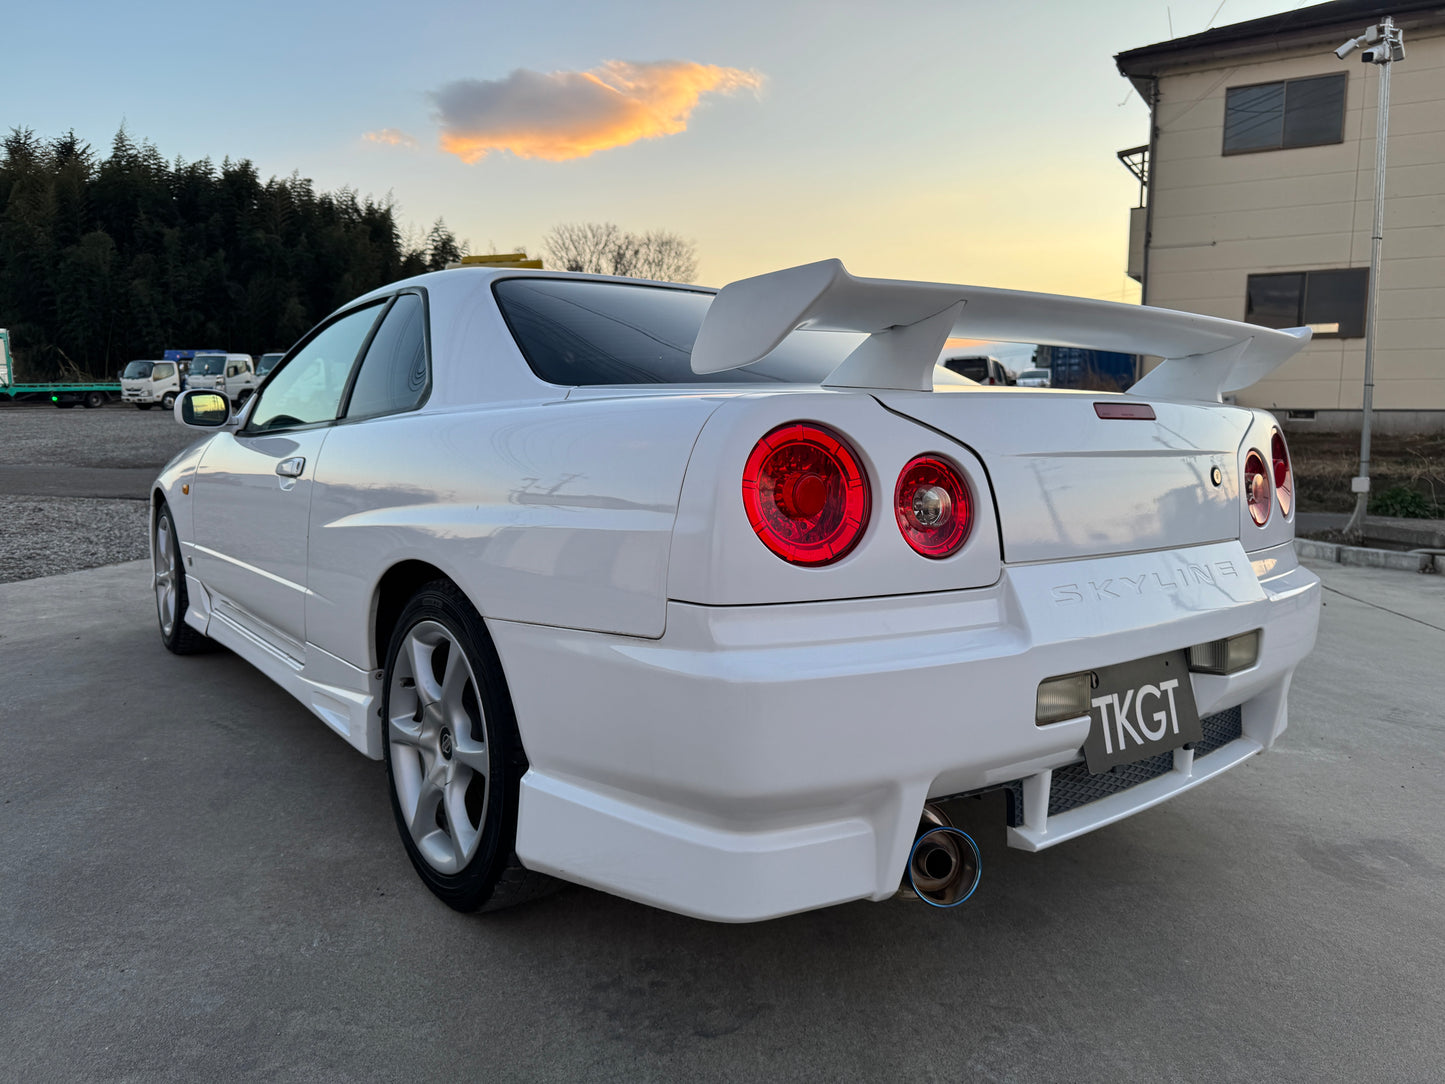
[907,826,981,908]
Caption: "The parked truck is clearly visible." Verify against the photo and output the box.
[119,359,183,409]
[0,328,122,408]
[186,352,259,404]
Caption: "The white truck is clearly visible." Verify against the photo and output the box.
[187,353,259,404]
[120,359,182,409]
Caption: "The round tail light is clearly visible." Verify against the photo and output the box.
[1244,448,1271,527]
[742,423,870,565]
[895,455,972,557]
[1270,429,1293,518]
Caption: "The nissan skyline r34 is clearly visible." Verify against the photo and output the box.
[151,259,1321,921]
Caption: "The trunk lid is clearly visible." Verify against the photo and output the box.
[875,389,1251,564]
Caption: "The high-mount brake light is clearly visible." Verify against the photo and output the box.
[894,455,972,558]
[1244,449,1271,527]
[1271,429,1293,518]
[741,423,870,566]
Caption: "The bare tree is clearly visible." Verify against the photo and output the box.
[541,221,698,283]
[632,229,697,283]
[541,222,622,274]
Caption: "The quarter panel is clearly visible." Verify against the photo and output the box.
[305,395,723,668]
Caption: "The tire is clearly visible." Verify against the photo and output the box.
[83,391,105,409]
[137,404,152,411]
[153,502,213,655]
[161,392,177,410]
[382,580,554,912]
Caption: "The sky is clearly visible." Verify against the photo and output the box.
[5,0,1320,302]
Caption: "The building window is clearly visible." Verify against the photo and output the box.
[1245,268,1368,337]
[1223,73,1347,154]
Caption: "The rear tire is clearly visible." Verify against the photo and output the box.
[83,391,105,409]
[154,502,213,655]
[382,580,555,912]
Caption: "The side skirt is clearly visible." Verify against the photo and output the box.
[187,575,381,759]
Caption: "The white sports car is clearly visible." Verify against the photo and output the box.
[152,259,1320,921]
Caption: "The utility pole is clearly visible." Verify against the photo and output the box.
[1335,16,1406,539]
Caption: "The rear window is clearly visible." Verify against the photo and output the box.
[942,357,990,381]
[493,277,858,386]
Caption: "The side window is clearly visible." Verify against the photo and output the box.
[1245,268,1368,338]
[154,363,175,380]
[1223,74,1346,154]
[248,303,382,432]
[344,293,429,420]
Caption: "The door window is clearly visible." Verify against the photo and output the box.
[345,293,430,420]
[248,304,383,432]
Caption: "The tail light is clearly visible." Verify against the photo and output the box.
[742,423,870,565]
[1271,429,1293,518]
[1244,449,1271,527]
[895,455,972,557]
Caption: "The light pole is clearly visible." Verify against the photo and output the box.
[1336,16,1406,539]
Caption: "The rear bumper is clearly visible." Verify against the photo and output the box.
[495,539,1319,922]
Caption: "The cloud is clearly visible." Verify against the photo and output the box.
[430,60,762,163]
[364,128,418,148]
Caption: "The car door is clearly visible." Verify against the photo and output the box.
[303,290,433,663]
[189,302,385,660]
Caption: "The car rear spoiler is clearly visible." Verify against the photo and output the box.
[690,259,1311,402]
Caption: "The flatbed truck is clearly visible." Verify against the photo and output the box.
[0,328,122,407]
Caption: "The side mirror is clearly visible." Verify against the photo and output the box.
[177,390,231,428]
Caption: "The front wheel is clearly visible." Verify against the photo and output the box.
[160,391,177,410]
[154,502,212,655]
[382,581,554,912]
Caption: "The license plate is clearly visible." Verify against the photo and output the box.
[1082,650,1201,774]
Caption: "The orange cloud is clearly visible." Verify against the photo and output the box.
[364,128,418,148]
[431,60,762,163]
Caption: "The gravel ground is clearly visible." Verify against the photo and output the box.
[0,495,150,583]
[0,403,198,583]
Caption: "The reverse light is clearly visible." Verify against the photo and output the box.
[895,455,972,558]
[1036,672,1093,726]
[1189,630,1260,675]
[1244,449,1271,527]
[1271,429,1293,518]
[742,423,870,566]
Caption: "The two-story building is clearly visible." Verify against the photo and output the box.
[1116,0,1445,431]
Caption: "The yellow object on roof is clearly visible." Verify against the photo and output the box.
[447,253,544,269]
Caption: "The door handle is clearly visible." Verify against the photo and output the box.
[276,457,305,478]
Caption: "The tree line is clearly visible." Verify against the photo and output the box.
[0,127,465,380]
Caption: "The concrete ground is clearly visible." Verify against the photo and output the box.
[1,558,1441,1083]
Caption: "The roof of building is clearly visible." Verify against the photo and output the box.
[1116,0,1445,84]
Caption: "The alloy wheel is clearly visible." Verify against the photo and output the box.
[153,514,178,638]
[387,620,491,875]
